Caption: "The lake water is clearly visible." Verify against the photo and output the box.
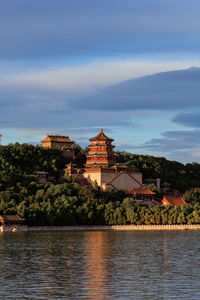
[0,230,200,299]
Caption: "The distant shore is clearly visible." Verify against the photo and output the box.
[26,224,200,231]
[3,224,200,232]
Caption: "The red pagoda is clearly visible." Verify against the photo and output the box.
[86,128,116,168]
[83,129,142,190]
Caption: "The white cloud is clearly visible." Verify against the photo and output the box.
[1,58,200,96]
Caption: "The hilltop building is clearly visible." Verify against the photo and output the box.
[85,128,116,168]
[83,129,143,190]
[41,135,75,158]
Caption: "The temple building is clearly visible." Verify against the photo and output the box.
[83,129,142,190]
[129,187,159,206]
[86,128,116,168]
[41,135,75,158]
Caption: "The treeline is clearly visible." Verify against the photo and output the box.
[0,179,200,225]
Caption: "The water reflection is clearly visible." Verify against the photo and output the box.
[84,231,109,299]
[162,232,169,298]
[0,231,200,299]
[163,232,168,274]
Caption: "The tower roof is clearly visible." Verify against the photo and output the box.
[89,129,113,142]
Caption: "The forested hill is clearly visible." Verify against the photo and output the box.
[115,151,200,192]
[0,143,200,225]
[0,143,200,193]
[0,143,69,189]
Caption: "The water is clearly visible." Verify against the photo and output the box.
[0,230,200,299]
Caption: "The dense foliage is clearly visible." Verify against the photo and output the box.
[0,143,69,190]
[183,188,200,204]
[0,179,200,226]
[1,143,200,225]
[72,144,87,168]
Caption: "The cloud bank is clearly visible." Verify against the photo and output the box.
[172,113,200,128]
[1,66,200,163]
[72,67,200,111]
[0,67,199,130]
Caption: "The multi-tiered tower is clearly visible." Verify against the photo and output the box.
[86,129,116,168]
[84,129,142,190]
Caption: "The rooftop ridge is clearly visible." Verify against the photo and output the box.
[89,128,113,142]
[41,135,74,143]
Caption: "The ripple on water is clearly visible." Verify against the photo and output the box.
[0,231,200,299]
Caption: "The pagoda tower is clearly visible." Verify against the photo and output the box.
[84,129,142,190]
[86,129,116,168]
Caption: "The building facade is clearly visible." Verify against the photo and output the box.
[41,135,75,158]
[129,187,159,206]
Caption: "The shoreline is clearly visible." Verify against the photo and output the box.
[27,225,200,231]
[2,224,200,232]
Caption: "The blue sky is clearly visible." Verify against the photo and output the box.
[1,0,200,163]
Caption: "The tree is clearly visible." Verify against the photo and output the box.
[183,188,200,203]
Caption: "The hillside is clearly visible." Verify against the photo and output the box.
[0,143,200,225]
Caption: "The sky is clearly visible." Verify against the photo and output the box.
[0,0,200,163]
